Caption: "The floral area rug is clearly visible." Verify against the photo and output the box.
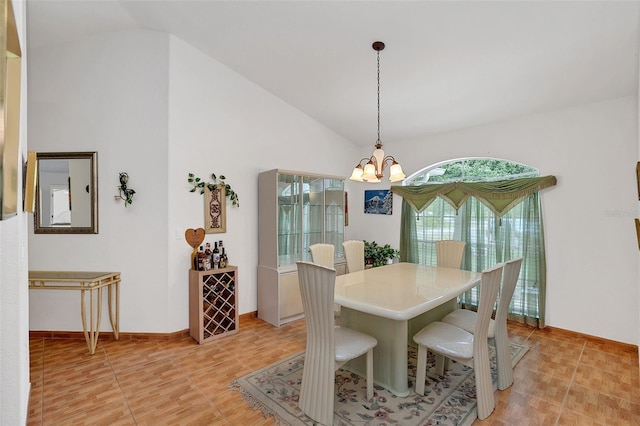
[229,342,528,426]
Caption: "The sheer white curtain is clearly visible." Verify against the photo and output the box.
[400,193,546,327]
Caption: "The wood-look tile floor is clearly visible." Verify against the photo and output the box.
[27,317,639,425]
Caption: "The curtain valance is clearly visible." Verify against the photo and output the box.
[390,175,557,217]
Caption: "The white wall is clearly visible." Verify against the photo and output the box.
[166,36,356,325]
[28,30,172,332]
[350,96,639,345]
[0,0,30,423]
[26,29,638,347]
[27,31,356,333]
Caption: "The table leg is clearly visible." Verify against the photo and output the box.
[80,289,89,352]
[95,285,103,349]
[79,287,102,355]
[107,282,120,340]
[341,307,410,397]
[340,300,458,397]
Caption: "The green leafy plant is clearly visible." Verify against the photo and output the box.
[364,240,400,268]
[117,172,136,207]
[188,172,240,207]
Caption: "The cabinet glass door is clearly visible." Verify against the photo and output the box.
[325,178,345,258]
[277,174,301,267]
[303,176,324,262]
[276,172,345,268]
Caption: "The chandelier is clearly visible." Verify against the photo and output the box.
[350,41,406,183]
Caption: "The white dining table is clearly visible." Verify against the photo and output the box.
[335,262,481,397]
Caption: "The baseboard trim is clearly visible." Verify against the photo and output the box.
[29,311,259,341]
[540,325,638,355]
[29,311,637,353]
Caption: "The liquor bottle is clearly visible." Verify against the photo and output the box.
[204,243,212,270]
[219,248,226,268]
[197,246,206,271]
[213,242,220,269]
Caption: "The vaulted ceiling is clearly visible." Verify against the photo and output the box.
[27,1,640,146]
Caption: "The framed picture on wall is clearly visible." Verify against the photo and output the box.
[364,189,392,215]
[204,185,226,234]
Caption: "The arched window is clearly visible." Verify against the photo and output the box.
[405,157,539,185]
[399,158,547,327]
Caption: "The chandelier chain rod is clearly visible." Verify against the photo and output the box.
[377,49,381,144]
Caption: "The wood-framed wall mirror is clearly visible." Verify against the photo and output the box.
[34,152,98,234]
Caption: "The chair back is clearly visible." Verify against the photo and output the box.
[495,257,523,325]
[296,261,337,424]
[309,243,335,268]
[343,240,365,273]
[473,263,503,347]
[493,257,522,390]
[435,240,466,269]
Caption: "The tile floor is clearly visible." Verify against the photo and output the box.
[27,317,639,425]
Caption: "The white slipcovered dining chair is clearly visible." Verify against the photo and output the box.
[413,263,503,420]
[296,261,377,426]
[441,257,523,390]
[310,243,335,268]
[310,243,341,322]
[342,240,365,273]
[435,240,466,269]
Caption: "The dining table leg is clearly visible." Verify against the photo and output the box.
[340,299,458,397]
[340,307,411,397]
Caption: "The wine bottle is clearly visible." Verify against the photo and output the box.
[204,243,212,270]
[213,242,220,269]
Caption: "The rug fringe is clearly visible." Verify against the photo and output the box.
[229,380,292,426]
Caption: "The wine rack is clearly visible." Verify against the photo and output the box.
[189,266,239,343]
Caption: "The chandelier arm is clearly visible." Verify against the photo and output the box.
[354,157,374,167]
[376,156,394,175]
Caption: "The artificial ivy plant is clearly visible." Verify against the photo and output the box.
[117,172,136,207]
[187,172,240,207]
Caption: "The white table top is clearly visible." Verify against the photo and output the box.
[335,262,481,321]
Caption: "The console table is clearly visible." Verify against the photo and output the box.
[28,271,121,355]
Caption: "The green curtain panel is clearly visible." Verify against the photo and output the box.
[390,175,557,217]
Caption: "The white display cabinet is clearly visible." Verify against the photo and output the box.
[258,169,346,326]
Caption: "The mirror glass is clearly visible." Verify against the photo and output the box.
[34,152,98,234]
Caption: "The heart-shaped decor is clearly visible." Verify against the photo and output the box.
[185,228,205,248]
